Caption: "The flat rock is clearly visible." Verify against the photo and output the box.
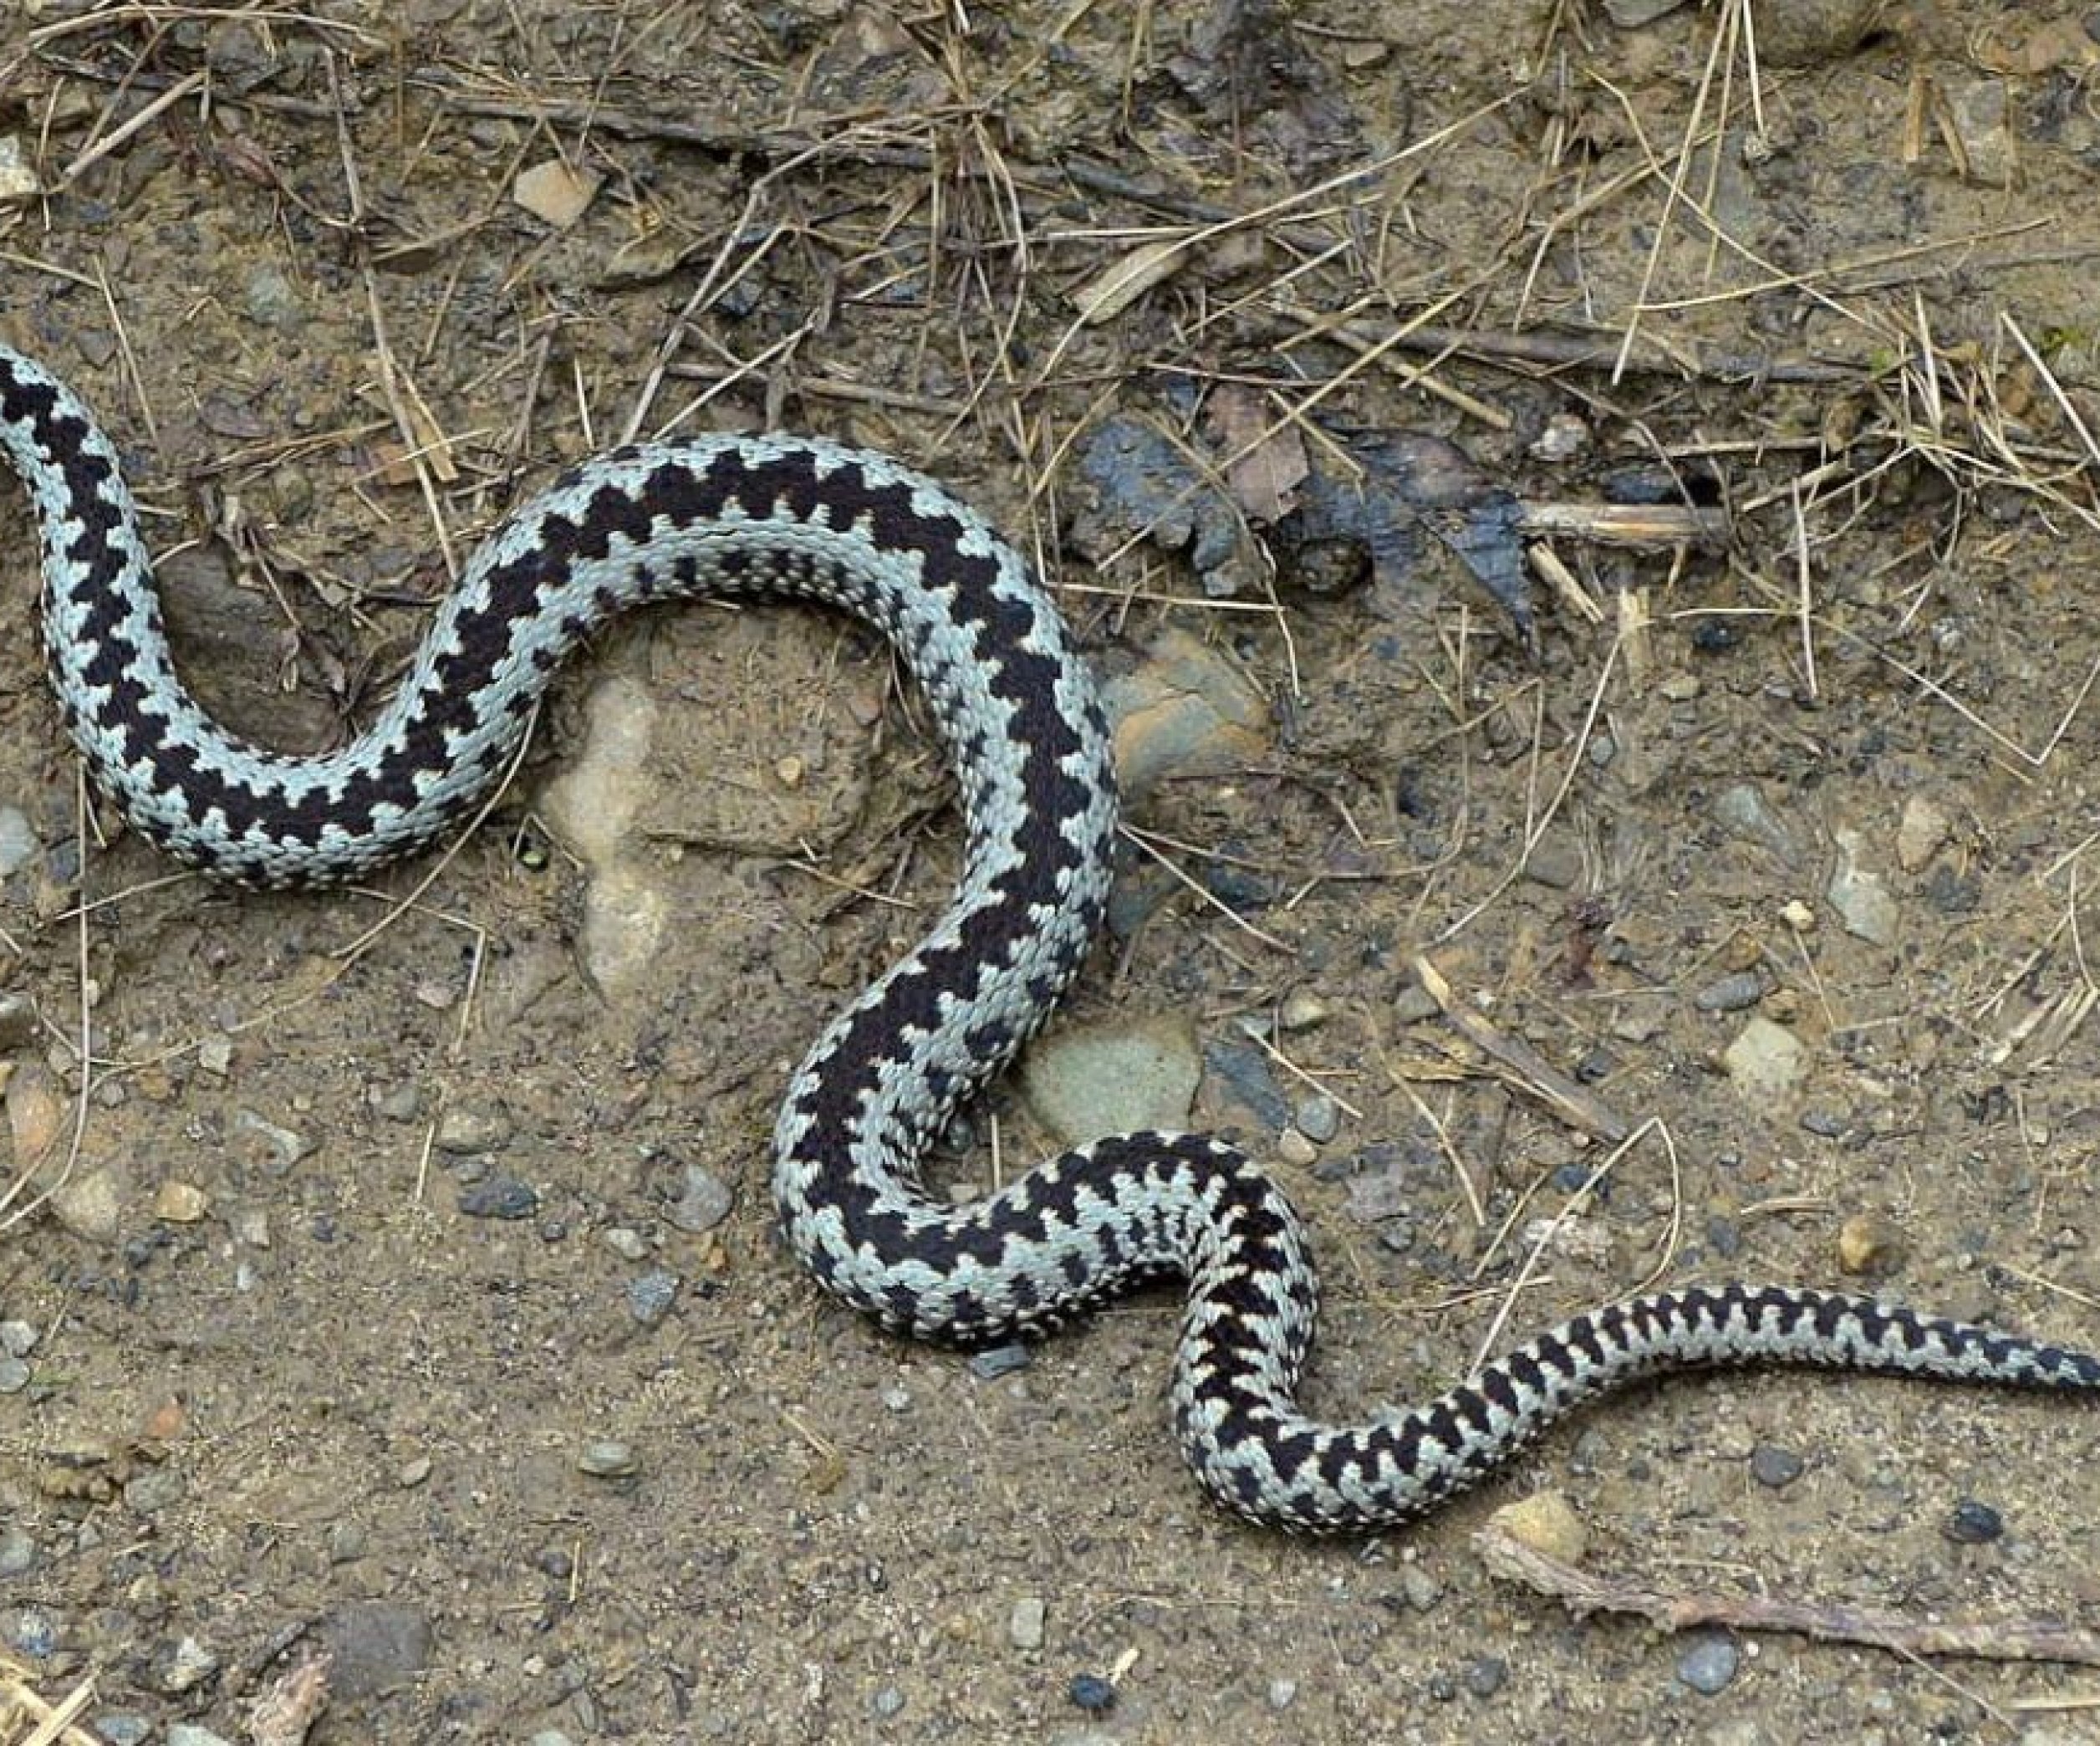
[1722,1016,1807,1104]
[1022,1015,1200,1146]
[321,1600,435,1701]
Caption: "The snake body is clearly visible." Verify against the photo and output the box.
[3,340,2096,1531]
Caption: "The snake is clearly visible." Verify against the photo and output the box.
[3,339,2096,1534]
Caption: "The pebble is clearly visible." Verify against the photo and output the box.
[1943,1498,2004,1544]
[396,1455,432,1488]
[1399,1565,1441,1611]
[0,1356,28,1395]
[967,1345,1032,1381]
[0,806,33,876]
[457,1175,538,1220]
[1021,1016,1200,1145]
[1487,1490,1588,1564]
[0,1526,33,1577]
[1294,1093,1339,1143]
[1749,1443,1804,1488]
[602,1226,649,1261]
[50,1166,124,1243]
[1675,1633,1741,1694]
[870,1685,905,1719]
[1827,829,1898,946]
[1103,629,1272,796]
[1721,1015,1806,1103]
[626,1270,680,1325]
[1277,1129,1318,1167]
[1278,989,1329,1031]
[1896,795,1950,872]
[93,1718,150,1746]
[437,1105,512,1153]
[1522,831,1583,890]
[1201,1039,1292,1131]
[124,1468,186,1514]
[1009,1595,1046,1650]
[578,1441,638,1478]
[881,1385,910,1413]
[667,1162,734,1234]
[155,1634,220,1693]
[320,1601,435,1701]
[1711,783,1802,865]
[231,1107,313,1172]
[153,1180,209,1223]
[1692,970,1764,1013]
[1068,1673,1115,1713]
[195,1034,234,1076]
[1463,1657,1508,1698]
[0,989,35,1048]
[243,262,305,329]
[1837,1212,1899,1274]
[167,1726,233,1746]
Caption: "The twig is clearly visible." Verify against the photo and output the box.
[1477,1528,2100,1667]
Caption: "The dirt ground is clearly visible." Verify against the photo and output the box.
[3,2,2100,1742]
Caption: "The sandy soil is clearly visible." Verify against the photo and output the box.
[3,3,2099,1742]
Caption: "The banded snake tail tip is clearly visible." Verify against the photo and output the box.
[2,338,2094,1534]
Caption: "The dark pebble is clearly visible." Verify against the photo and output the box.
[1799,1108,1846,1138]
[1676,1633,1740,1694]
[1200,1039,1292,1130]
[1463,1656,1508,1698]
[1425,1672,1458,1703]
[458,1176,538,1220]
[1943,1498,2005,1544]
[1693,970,1765,1013]
[967,1345,1032,1381]
[321,1601,435,1700]
[1552,1161,1606,1197]
[1068,1673,1115,1713]
[627,1270,680,1325]
[1750,1443,1804,1488]
[1705,1216,1743,1259]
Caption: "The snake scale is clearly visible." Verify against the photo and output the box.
[3,339,2095,1533]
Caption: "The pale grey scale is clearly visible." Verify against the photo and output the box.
[4,339,2097,1536]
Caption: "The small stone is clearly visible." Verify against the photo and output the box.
[1522,832,1584,890]
[166,1726,233,1746]
[0,1356,28,1395]
[513,157,603,227]
[1487,1491,1588,1565]
[0,989,35,1048]
[1022,1016,1201,1146]
[1676,1633,1741,1694]
[1837,1212,1900,1274]
[375,1081,422,1122]
[1896,796,1950,872]
[0,1525,33,1577]
[231,1107,313,1172]
[1712,783,1802,865]
[1778,898,1816,932]
[1068,1673,1116,1713]
[228,1207,271,1248]
[1294,1093,1339,1143]
[94,1719,151,1746]
[195,1034,234,1077]
[967,1345,1032,1381]
[1693,970,1765,1013]
[1399,1565,1441,1611]
[436,1105,512,1153]
[1827,828,1899,947]
[577,1441,638,1478]
[1722,1015,1807,1103]
[328,1521,368,1564]
[155,1634,220,1693]
[1279,989,1330,1031]
[1009,1595,1046,1650]
[320,1602,435,1702]
[1277,1129,1318,1167]
[396,1455,432,1488]
[457,1176,537,1220]
[123,1467,186,1514]
[603,1226,649,1261]
[1463,1657,1508,1698]
[1750,1443,1804,1488]
[627,1270,680,1325]
[667,1162,733,1234]
[1943,1498,2005,1544]
[243,262,304,330]
[1267,1677,1298,1709]
[152,1180,208,1223]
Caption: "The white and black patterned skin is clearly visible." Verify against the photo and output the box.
[3,340,2097,1534]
